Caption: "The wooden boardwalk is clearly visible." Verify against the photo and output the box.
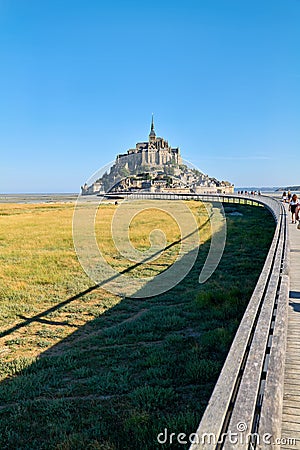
[281,212,300,449]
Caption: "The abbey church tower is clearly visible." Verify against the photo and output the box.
[116,116,182,172]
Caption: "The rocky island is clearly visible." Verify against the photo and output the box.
[81,117,234,195]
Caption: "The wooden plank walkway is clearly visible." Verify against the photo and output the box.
[281,211,300,449]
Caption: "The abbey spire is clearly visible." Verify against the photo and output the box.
[149,114,156,140]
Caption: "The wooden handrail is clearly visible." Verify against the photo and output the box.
[106,191,288,449]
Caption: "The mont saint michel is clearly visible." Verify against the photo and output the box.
[82,117,234,195]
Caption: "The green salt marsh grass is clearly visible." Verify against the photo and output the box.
[0,201,275,449]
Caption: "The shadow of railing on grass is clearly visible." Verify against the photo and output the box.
[0,233,218,449]
[0,219,210,340]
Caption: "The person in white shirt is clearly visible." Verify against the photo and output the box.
[289,194,300,224]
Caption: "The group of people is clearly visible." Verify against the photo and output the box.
[282,191,300,226]
[237,190,262,195]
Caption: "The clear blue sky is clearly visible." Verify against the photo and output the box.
[0,0,299,193]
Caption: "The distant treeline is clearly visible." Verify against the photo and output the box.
[276,186,300,192]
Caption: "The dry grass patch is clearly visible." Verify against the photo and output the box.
[0,200,211,362]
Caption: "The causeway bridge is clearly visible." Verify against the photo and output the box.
[105,191,299,449]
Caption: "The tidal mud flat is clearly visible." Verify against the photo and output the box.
[0,193,78,204]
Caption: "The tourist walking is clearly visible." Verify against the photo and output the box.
[289,194,300,224]
[288,190,292,202]
[282,191,287,203]
[297,202,300,227]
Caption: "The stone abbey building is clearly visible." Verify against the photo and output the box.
[116,116,182,171]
